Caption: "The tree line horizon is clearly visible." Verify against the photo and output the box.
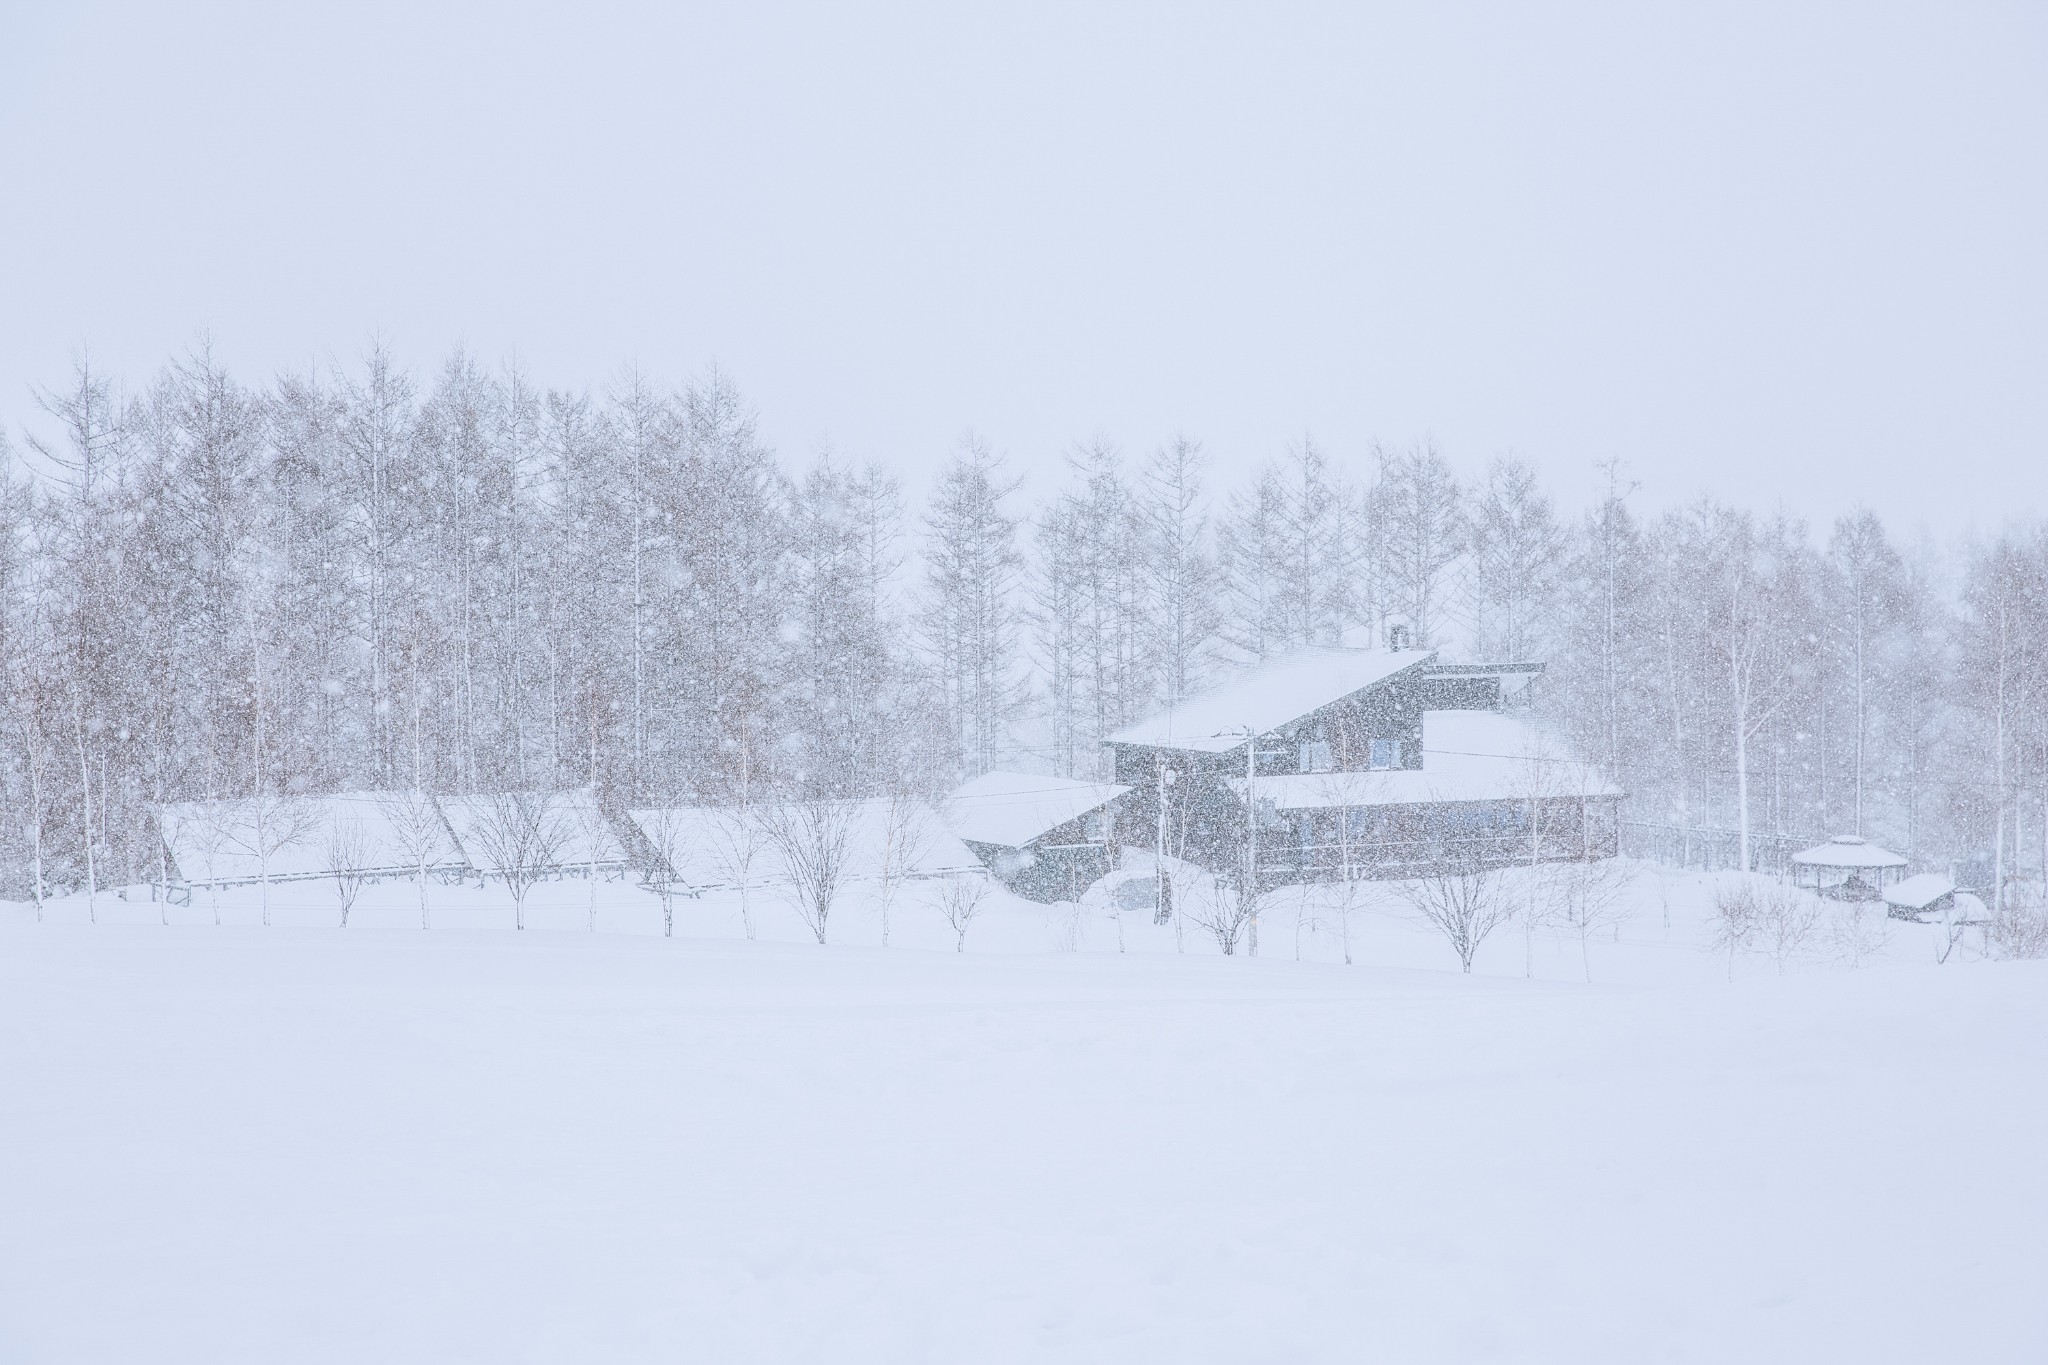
[1,342,2043,908]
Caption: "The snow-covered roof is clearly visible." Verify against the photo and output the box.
[1106,647,1437,753]
[943,772,1129,849]
[1231,710,1620,811]
[161,790,464,885]
[1883,873,1955,910]
[438,790,626,873]
[626,798,985,891]
[1790,836,1908,870]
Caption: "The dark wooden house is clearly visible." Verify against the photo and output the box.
[1102,646,1619,888]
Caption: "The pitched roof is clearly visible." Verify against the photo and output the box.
[161,790,465,885]
[1232,710,1620,810]
[1883,873,1954,910]
[438,790,627,872]
[1106,647,1437,754]
[943,771,1129,849]
[1791,836,1908,870]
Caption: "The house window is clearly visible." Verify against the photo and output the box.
[1368,738,1399,770]
[1299,740,1334,773]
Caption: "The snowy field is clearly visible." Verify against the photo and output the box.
[3,869,2045,1362]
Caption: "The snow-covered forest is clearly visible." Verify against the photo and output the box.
[3,344,2044,905]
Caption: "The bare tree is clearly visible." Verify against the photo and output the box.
[1544,857,1635,983]
[874,790,931,948]
[1709,878,1760,982]
[465,791,570,931]
[380,789,445,929]
[1184,877,1258,956]
[1370,440,1465,648]
[1138,436,1218,710]
[11,684,50,920]
[937,872,990,952]
[1827,897,1892,969]
[705,806,768,942]
[1396,852,1513,974]
[222,793,320,928]
[637,805,689,939]
[1310,780,1383,967]
[165,803,236,927]
[1755,880,1824,975]
[1986,896,2048,960]
[571,792,614,932]
[757,796,856,945]
[920,437,1025,776]
[324,815,371,928]
[1466,454,1566,662]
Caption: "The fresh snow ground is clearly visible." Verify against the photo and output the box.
[2,870,2043,1362]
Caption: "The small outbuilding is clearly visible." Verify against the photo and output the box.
[944,772,1130,903]
[1882,873,1956,921]
[1790,836,1908,901]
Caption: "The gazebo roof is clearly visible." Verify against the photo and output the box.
[1790,835,1908,870]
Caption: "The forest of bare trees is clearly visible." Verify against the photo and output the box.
[3,344,2046,911]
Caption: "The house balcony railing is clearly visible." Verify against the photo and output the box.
[1258,831,1615,884]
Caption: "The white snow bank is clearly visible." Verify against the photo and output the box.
[1,927,2041,1363]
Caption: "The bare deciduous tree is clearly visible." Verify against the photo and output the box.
[571,792,614,932]
[1987,896,2048,960]
[637,805,689,939]
[1544,856,1634,983]
[222,793,320,928]
[874,790,931,948]
[1709,878,1760,982]
[1397,853,1513,975]
[380,789,445,929]
[1756,881,1824,975]
[757,797,856,945]
[465,791,570,931]
[938,872,990,952]
[1184,877,1258,957]
[324,815,371,928]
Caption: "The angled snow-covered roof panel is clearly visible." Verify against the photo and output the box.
[943,771,1129,849]
[1790,836,1908,870]
[1883,873,1954,910]
[438,790,626,873]
[1107,647,1437,753]
[1233,710,1620,810]
[160,790,465,885]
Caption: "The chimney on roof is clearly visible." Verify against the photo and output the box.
[1383,620,1412,652]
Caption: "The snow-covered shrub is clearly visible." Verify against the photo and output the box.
[1987,899,2048,960]
[1708,878,1760,981]
[1827,899,1892,969]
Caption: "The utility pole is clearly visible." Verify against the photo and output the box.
[1155,759,1176,926]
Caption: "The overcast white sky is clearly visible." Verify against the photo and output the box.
[3,2,2042,531]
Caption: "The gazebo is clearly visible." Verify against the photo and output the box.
[1790,835,1908,901]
